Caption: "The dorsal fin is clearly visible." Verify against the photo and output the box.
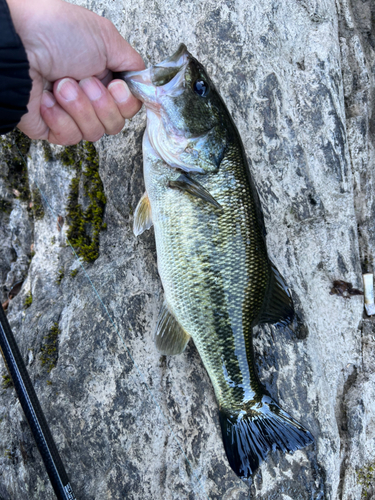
[133,191,153,236]
[257,264,294,327]
[154,301,191,355]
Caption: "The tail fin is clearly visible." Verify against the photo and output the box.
[219,396,314,479]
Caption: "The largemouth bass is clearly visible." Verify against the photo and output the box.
[120,44,314,479]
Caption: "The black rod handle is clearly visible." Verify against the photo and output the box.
[0,305,77,500]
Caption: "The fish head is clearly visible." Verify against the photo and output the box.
[123,44,231,173]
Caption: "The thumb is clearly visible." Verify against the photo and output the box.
[100,18,146,73]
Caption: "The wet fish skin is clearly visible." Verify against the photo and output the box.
[123,44,314,479]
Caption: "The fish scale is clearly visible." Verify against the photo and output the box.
[122,43,314,480]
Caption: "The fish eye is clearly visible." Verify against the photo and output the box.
[193,79,208,97]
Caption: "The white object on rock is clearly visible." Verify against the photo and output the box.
[363,273,375,316]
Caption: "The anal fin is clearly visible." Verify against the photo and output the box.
[154,301,191,355]
[257,264,294,327]
[133,191,153,236]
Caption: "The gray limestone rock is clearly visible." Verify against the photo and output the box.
[1,0,375,498]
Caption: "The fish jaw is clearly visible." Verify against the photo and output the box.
[122,66,158,110]
[122,44,190,110]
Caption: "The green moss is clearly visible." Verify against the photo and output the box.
[42,141,53,162]
[358,462,375,499]
[56,145,80,168]
[1,374,13,389]
[30,188,45,220]
[56,268,65,285]
[65,141,106,263]
[4,449,13,460]
[40,322,61,373]
[70,269,79,278]
[24,292,33,308]
[0,198,12,214]
[0,130,31,202]
[46,380,52,386]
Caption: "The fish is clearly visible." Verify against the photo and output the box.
[119,44,314,480]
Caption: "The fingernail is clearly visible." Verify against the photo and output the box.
[41,90,56,108]
[57,78,78,102]
[79,77,103,101]
[108,81,130,103]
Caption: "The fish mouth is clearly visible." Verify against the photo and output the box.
[114,44,190,107]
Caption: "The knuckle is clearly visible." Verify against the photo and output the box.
[120,100,142,120]
[19,118,49,141]
[83,130,104,143]
[51,130,82,146]
[27,130,43,140]
[105,119,125,136]
[63,137,82,146]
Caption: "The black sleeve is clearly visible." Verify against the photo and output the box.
[0,0,32,134]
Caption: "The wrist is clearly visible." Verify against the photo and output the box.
[6,0,61,47]
[6,0,32,37]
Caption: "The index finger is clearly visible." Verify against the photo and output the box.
[95,70,143,120]
[107,79,142,119]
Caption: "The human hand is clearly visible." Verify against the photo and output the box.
[7,0,145,145]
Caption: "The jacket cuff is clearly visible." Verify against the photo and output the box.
[0,0,32,134]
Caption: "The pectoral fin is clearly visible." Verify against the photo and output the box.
[133,192,153,236]
[154,301,191,355]
[169,173,222,210]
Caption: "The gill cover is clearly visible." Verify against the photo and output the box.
[122,44,227,174]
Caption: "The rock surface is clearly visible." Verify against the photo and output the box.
[1,0,375,499]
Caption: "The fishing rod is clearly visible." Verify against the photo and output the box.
[0,304,77,500]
